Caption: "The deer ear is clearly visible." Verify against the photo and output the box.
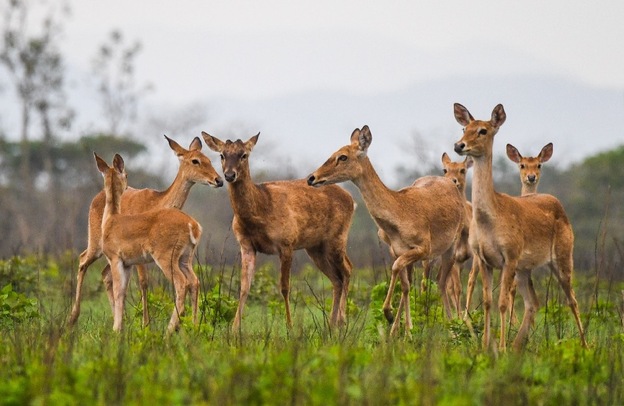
[165,135,186,156]
[442,152,451,165]
[189,137,202,152]
[506,144,521,163]
[202,131,225,153]
[246,132,260,151]
[112,154,125,174]
[454,103,474,126]
[94,152,110,174]
[491,104,507,129]
[354,125,372,153]
[539,142,553,163]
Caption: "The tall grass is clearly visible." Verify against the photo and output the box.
[0,252,622,405]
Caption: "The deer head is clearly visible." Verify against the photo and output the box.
[202,131,259,184]
[506,142,553,189]
[453,103,507,158]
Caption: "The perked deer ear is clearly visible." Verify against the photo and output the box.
[202,131,225,153]
[352,125,372,153]
[454,103,474,126]
[539,142,554,163]
[94,152,110,175]
[441,152,451,165]
[491,104,507,129]
[506,144,522,163]
[112,154,125,174]
[189,137,202,152]
[246,132,260,151]
[165,135,186,156]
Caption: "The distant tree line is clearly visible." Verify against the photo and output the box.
[0,0,622,278]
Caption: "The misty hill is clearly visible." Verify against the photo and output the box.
[207,74,623,186]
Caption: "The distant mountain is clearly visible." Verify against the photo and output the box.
[206,74,624,185]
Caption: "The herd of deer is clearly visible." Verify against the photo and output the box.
[67,103,588,352]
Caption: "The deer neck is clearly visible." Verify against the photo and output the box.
[521,183,537,196]
[351,156,398,221]
[103,176,124,224]
[470,152,498,219]
[159,171,194,209]
[227,166,267,221]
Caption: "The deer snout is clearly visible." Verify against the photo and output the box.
[215,177,224,187]
[454,142,466,154]
[526,174,537,183]
[307,175,316,186]
[224,171,237,183]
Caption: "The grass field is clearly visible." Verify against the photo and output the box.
[1,254,623,405]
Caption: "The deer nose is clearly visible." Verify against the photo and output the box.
[307,175,315,186]
[215,177,224,187]
[454,142,465,154]
[527,174,536,183]
[224,172,236,183]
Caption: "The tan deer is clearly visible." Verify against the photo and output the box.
[307,126,465,334]
[95,153,202,333]
[69,136,223,327]
[506,142,553,195]
[202,131,354,331]
[464,142,554,323]
[453,103,587,351]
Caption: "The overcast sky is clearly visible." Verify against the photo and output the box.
[63,1,624,103]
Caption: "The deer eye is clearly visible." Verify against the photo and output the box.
[478,128,487,135]
[460,169,465,174]
[338,155,348,162]
[537,164,542,169]
[520,164,525,169]
[192,159,200,165]
[241,153,247,160]
[220,154,224,160]
[442,169,448,174]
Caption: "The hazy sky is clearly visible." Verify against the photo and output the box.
[63,1,624,103]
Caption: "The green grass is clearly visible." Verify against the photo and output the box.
[1,254,623,405]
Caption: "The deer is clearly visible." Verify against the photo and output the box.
[464,142,554,324]
[94,153,202,333]
[69,136,223,327]
[202,131,354,332]
[453,103,587,351]
[307,126,465,334]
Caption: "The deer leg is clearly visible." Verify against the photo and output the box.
[179,248,200,326]
[101,263,115,316]
[232,245,256,333]
[480,262,493,351]
[549,261,588,348]
[464,259,480,319]
[508,276,518,326]
[136,264,150,327]
[512,269,538,351]
[448,263,462,318]
[278,250,294,328]
[437,248,456,319]
[111,258,130,332]
[68,248,100,325]
[498,260,518,352]
[421,260,431,293]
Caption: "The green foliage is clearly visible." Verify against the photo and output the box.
[200,281,236,326]
[0,284,39,325]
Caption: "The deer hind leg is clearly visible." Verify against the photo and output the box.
[179,247,200,326]
[437,248,457,319]
[512,269,539,351]
[550,260,588,348]
[508,276,519,326]
[306,246,347,327]
[69,248,101,325]
[154,251,189,334]
[278,250,295,329]
[110,258,131,332]
[448,263,463,318]
[464,259,480,319]
[136,264,150,327]
[101,263,115,317]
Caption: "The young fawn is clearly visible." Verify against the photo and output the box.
[95,153,202,333]
[69,136,222,327]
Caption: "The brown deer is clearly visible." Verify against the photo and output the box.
[506,142,553,195]
[202,131,354,331]
[69,136,222,327]
[307,126,465,334]
[464,142,554,323]
[453,103,587,351]
[95,153,202,333]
